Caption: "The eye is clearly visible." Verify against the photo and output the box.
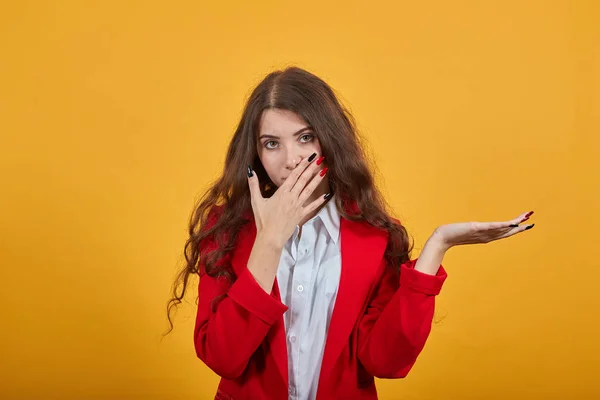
[264,140,278,149]
[300,134,314,143]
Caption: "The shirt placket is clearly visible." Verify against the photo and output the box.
[290,222,315,400]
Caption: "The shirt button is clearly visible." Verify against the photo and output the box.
[297,285,304,292]
[289,335,297,343]
[289,386,296,395]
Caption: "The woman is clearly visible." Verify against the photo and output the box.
[166,66,535,400]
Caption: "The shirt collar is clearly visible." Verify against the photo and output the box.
[315,194,341,244]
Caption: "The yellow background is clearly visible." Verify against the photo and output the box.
[1,1,598,399]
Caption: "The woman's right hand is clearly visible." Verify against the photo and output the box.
[247,153,329,249]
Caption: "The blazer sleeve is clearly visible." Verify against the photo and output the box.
[193,208,288,379]
[357,258,447,378]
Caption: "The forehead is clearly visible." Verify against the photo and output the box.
[258,109,308,136]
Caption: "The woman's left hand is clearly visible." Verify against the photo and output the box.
[434,210,535,251]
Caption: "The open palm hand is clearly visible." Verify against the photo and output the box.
[435,211,535,249]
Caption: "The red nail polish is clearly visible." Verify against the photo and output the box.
[319,167,329,177]
[521,211,534,223]
[316,156,325,166]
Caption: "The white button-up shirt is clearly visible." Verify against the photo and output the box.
[277,195,342,400]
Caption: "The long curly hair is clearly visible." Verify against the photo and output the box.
[164,66,414,335]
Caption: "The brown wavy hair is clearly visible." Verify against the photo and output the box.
[164,66,414,336]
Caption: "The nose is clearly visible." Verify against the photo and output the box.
[284,150,304,170]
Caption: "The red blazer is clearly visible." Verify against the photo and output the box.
[194,208,447,400]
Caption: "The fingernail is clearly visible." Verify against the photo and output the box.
[319,167,329,177]
[308,153,317,162]
[324,192,332,200]
[509,224,519,228]
[525,224,535,230]
[521,211,534,223]
[522,211,534,221]
[247,165,254,178]
[316,156,325,166]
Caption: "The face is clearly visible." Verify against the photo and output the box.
[256,109,325,188]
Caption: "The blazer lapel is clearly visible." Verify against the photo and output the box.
[266,278,288,388]
[317,216,388,388]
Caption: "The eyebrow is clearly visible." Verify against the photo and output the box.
[259,126,313,140]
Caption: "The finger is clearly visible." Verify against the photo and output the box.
[505,213,524,227]
[511,211,534,225]
[291,157,323,198]
[247,165,263,202]
[486,211,535,230]
[497,223,535,239]
[518,210,535,223]
[302,192,330,217]
[297,165,328,204]
[485,221,520,230]
[280,153,317,193]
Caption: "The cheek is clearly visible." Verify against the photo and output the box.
[258,152,280,179]
[311,138,322,154]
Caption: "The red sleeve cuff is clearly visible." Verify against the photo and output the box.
[399,258,447,295]
[227,267,288,325]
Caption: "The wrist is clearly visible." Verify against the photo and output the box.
[414,231,449,276]
[256,231,285,251]
[430,227,451,252]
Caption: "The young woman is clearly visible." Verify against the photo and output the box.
[166,67,535,400]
